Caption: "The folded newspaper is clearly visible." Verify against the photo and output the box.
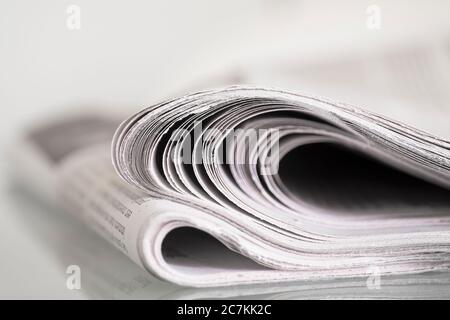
[12,86,450,287]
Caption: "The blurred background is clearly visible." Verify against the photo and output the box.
[1,0,450,298]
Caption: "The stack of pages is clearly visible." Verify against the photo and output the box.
[13,87,450,287]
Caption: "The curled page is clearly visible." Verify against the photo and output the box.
[13,87,450,287]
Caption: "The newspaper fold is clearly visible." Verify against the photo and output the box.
[13,87,450,287]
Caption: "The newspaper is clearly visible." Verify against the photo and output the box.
[10,85,450,288]
[12,180,449,299]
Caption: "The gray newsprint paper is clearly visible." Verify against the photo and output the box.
[11,86,450,287]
